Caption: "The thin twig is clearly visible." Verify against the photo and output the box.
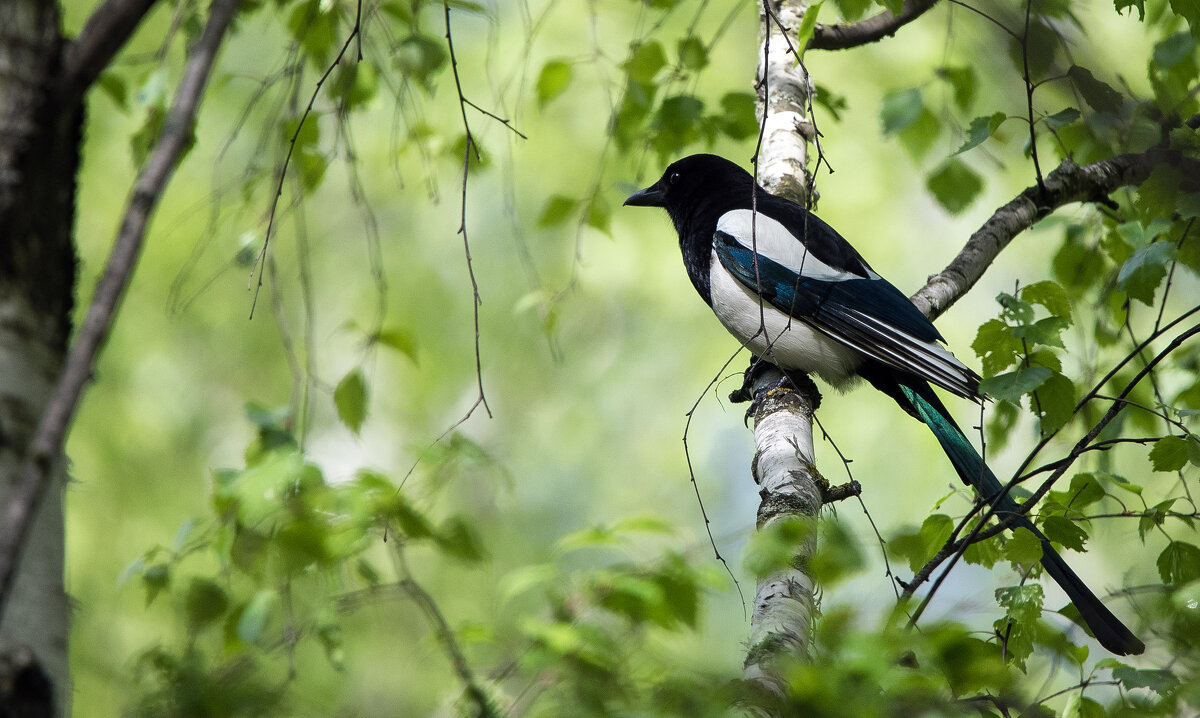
[443,0,493,419]
[250,0,364,318]
[0,0,241,624]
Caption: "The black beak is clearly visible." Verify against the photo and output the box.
[623,182,666,207]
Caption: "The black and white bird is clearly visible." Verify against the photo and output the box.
[624,153,1143,656]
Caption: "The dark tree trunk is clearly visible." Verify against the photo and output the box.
[0,1,82,713]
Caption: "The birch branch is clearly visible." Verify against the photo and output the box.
[0,0,240,624]
[807,0,940,51]
[911,149,1200,320]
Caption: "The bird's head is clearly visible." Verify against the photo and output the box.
[624,154,757,234]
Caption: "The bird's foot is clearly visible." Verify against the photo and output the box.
[729,360,822,424]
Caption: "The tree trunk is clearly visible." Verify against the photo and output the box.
[0,1,82,712]
[739,1,822,712]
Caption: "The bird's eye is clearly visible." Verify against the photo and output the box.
[668,172,680,185]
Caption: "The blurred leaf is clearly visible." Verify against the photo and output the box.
[1111,665,1181,695]
[184,578,229,631]
[436,516,487,562]
[881,88,923,134]
[718,92,758,140]
[334,369,368,434]
[1068,65,1124,113]
[330,60,378,109]
[1158,541,1200,585]
[926,159,983,214]
[744,516,814,575]
[937,66,976,111]
[831,0,872,21]
[1169,0,1200,33]
[538,194,577,227]
[890,514,952,573]
[393,34,448,89]
[676,36,708,70]
[236,589,276,642]
[1116,240,1177,305]
[143,563,170,607]
[373,326,418,360]
[1044,107,1081,130]
[624,41,667,84]
[536,60,572,106]
[585,195,611,235]
[980,366,1053,403]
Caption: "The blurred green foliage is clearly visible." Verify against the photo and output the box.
[53,0,1200,714]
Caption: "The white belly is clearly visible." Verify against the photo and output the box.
[709,256,862,388]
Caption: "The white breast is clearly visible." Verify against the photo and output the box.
[708,254,862,388]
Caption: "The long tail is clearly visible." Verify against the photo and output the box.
[885,376,1144,655]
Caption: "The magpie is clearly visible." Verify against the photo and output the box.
[624,153,1144,656]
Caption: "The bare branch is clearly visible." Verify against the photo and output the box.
[807,0,939,51]
[59,0,160,105]
[911,149,1200,320]
[0,0,240,624]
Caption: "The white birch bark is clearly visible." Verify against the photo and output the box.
[741,1,821,710]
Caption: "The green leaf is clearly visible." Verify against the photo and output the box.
[831,0,872,21]
[334,369,368,434]
[1154,31,1197,68]
[1005,527,1044,567]
[1010,315,1070,348]
[330,60,378,110]
[1021,280,1072,318]
[536,61,572,106]
[373,326,418,360]
[926,159,983,214]
[1032,371,1076,435]
[436,516,487,562]
[142,563,170,607]
[1041,516,1088,552]
[1158,541,1200,585]
[1116,241,1177,306]
[717,92,758,140]
[537,194,577,228]
[1169,0,1200,33]
[937,66,976,111]
[1044,107,1081,130]
[624,41,667,84]
[1114,0,1145,20]
[972,318,1022,376]
[954,113,1004,155]
[980,366,1053,403]
[185,578,229,631]
[236,589,277,642]
[1150,435,1191,471]
[392,34,447,88]
[1112,665,1181,695]
[795,2,823,50]
[1067,65,1124,113]
[881,88,923,134]
[676,36,708,70]
[585,195,611,235]
[890,514,953,573]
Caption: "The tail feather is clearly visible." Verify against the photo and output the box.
[892,378,1144,656]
